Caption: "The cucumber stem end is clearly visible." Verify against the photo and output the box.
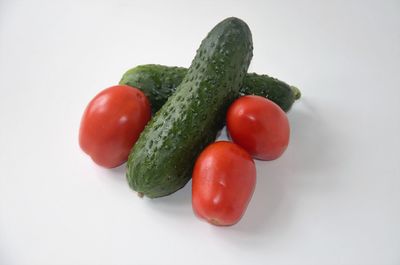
[291,86,301,100]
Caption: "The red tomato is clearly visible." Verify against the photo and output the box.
[192,141,256,226]
[79,85,151,168]
[227,95,290,160]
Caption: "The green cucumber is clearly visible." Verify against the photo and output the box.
[126,17,253,198]
[120,65,300,113]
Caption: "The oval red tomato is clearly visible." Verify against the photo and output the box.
[227,95,290,160]
[192,141,256,226]
[79,85,151,168]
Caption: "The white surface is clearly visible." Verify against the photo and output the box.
[1,0,400,264]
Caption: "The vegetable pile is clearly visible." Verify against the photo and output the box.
[79,17,301,226]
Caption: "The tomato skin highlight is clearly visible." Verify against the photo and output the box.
[79,85,151,168]
[227,95,290,160]
[192,141,256,226]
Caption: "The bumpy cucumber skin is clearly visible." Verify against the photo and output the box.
[126,17,253,198]
[240,73,296,112]
[120,65,187,114]
[120,65,298,112]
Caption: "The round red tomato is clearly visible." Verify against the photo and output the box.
[79,85,151,168]
[227,95,290,160]
[192,141,256,226]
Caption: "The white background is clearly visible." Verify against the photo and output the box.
[1,0,399,264]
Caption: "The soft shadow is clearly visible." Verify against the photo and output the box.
[105,163,127,183]
[144,181,192,216]
[103,161,192,216]
[112,99,339,233]
[228,99,339,234]
[106,162,191,206]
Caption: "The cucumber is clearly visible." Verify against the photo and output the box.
[120,65,187,114]
[126,17,253,198]
[120,65,300,113]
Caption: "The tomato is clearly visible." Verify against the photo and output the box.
[79,85,151,168]
[192,141,256,226]
[227,95,290,160]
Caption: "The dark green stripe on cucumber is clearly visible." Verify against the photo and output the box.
[126,17,253,198]
[120,65,300,113]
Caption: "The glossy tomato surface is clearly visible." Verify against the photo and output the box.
[79,85,151,168]
[227,95,290,160]
[192,141,256,226]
